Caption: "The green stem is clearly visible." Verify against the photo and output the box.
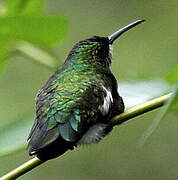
[0,157,44,180]
[109,93,171,126]
[0,93,171,180]
[15,41,58,70]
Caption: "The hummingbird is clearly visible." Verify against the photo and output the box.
[27,20,144,160]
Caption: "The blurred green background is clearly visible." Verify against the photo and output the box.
[0,0,178,179]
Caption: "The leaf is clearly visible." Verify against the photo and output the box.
[0,15,67,72]
[0,16,68,47]
[5,0,25,16]
[17,0,45,15]
[120,80,171,109]
[0,40,11,72]
[5,0,44,16]
[0,1,67,73]
[0,80,171,157]
[139,84,178,146]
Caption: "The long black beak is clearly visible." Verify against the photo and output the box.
[108,20,145,44]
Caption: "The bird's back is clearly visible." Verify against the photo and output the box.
[28,65,119,160]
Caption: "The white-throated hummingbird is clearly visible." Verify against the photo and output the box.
[28,20,145,160]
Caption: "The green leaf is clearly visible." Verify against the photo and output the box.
[17,0,45,15]
[0,40,11,72]
[0,80,171,157]
[5,0,44,16]
[5,0,26,16]
[0,15,67,72]
[139,84,178,146]
[0,16,68,47]
[0,1,68,73]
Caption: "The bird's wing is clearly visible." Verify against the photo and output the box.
[27,78,113,155]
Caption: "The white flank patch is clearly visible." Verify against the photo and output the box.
[98,86,113,116]
[77,123,107,145]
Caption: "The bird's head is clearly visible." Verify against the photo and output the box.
[66,20,145,68]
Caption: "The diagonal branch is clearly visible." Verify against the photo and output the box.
[0,157,44,180]
[0,93,171,180]
[15,41,58,70]
[109,93,171,126]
